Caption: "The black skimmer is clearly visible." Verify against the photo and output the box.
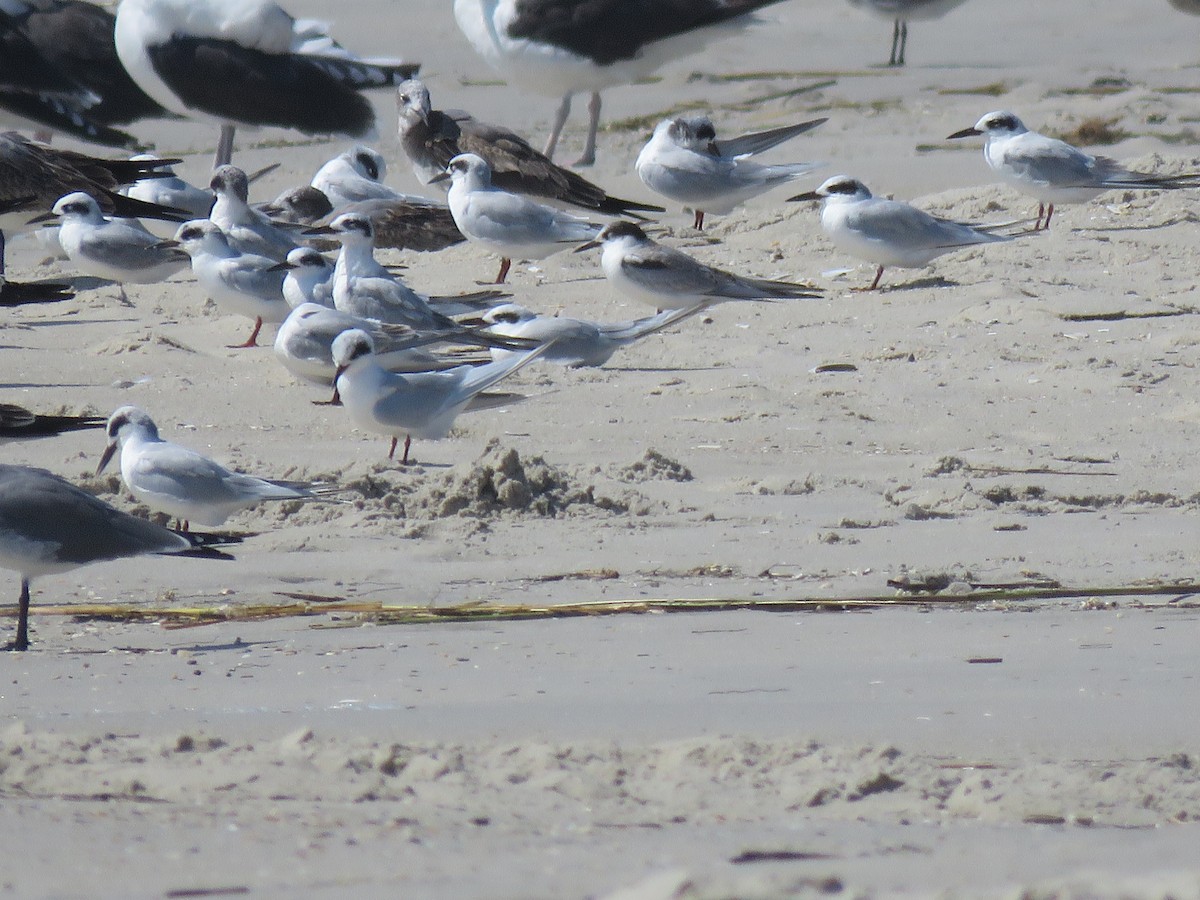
[452,0,790,165]
[396,78,662,218]
[114,0,420,168]
[12,0,170,134]
[0,403,104,437]
[0,1,146,147]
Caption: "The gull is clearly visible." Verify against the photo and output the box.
[845,0,969,66]
[331,327,549,464]
[0,462,233,650]
[0,403,104,439]
[97,405,323,530]
[577,220,822,309]
[274,246,334,309]
[35,191,190,300]
[209,165,299,261]
[274,302,467,386]
[113,0,420,167]
[789,174,1014,291]
[478,302,702,368]
[264,185,465,253]
[1,0,169,145]
[0,131,185,273]
[636,114,825,229]
[947,110,1200,230]
[166,219,289,347]
[434,153,601,283]
[396,77,662,217]
[453,0,789,165]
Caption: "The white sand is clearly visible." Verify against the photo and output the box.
[3,0,1200,896]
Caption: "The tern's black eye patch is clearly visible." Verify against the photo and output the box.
[357,152,379,181]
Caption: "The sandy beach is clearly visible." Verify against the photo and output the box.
[3,0,1200,896]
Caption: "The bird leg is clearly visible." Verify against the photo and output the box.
[388,436,398,459]
[4,578,31,651]
[851,265,885,292]
[493,257,512,284]
[214,124,237,169]
[544,94,572,161]
[401,435,412,465]
[889,19,902,66]
[574,92,602,167]
[692,210,706,230]
[1043,203,1055,230]
[896,20,908,66]
[1034,203,1056,231]
[228,316,264,349]
[1,230,6,275]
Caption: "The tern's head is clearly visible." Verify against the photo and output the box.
[172,219,227,252]
[396,79,432,124]
[347,145,386,183]
[441,153,491,188]
[285,247,331,272]
[97,405,158,474]
[574,220,649,254]
[481,303,536,326]
[948,110,1027,141]
[209,165,250,202]
[51,191,102,220]
[329,212,375,244]
[788,175,871,204]
[331,328,376,378]
[655,116,717,151]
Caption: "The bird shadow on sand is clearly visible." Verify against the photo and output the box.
[875,275,958,292]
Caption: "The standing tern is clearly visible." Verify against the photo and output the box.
[97,405,323,530]
[0,463,233,650]
[845,0,969,66]
[453,0,790,165]
[948,110,1200,230]
[789,175,1014,291]
[577,220,822,310]
[434,153,601,284]
[113,0,420,167]
[37,191,190,300]
[166,219,289,347]
[331,327,550,464]
[636,115,825,229]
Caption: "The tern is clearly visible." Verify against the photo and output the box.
[577,220,822,309]
[636,114,825,229]
[948,110,1200,230]
[331,327,550,464]
[433,153,601,284]
[790,175,1015,291]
